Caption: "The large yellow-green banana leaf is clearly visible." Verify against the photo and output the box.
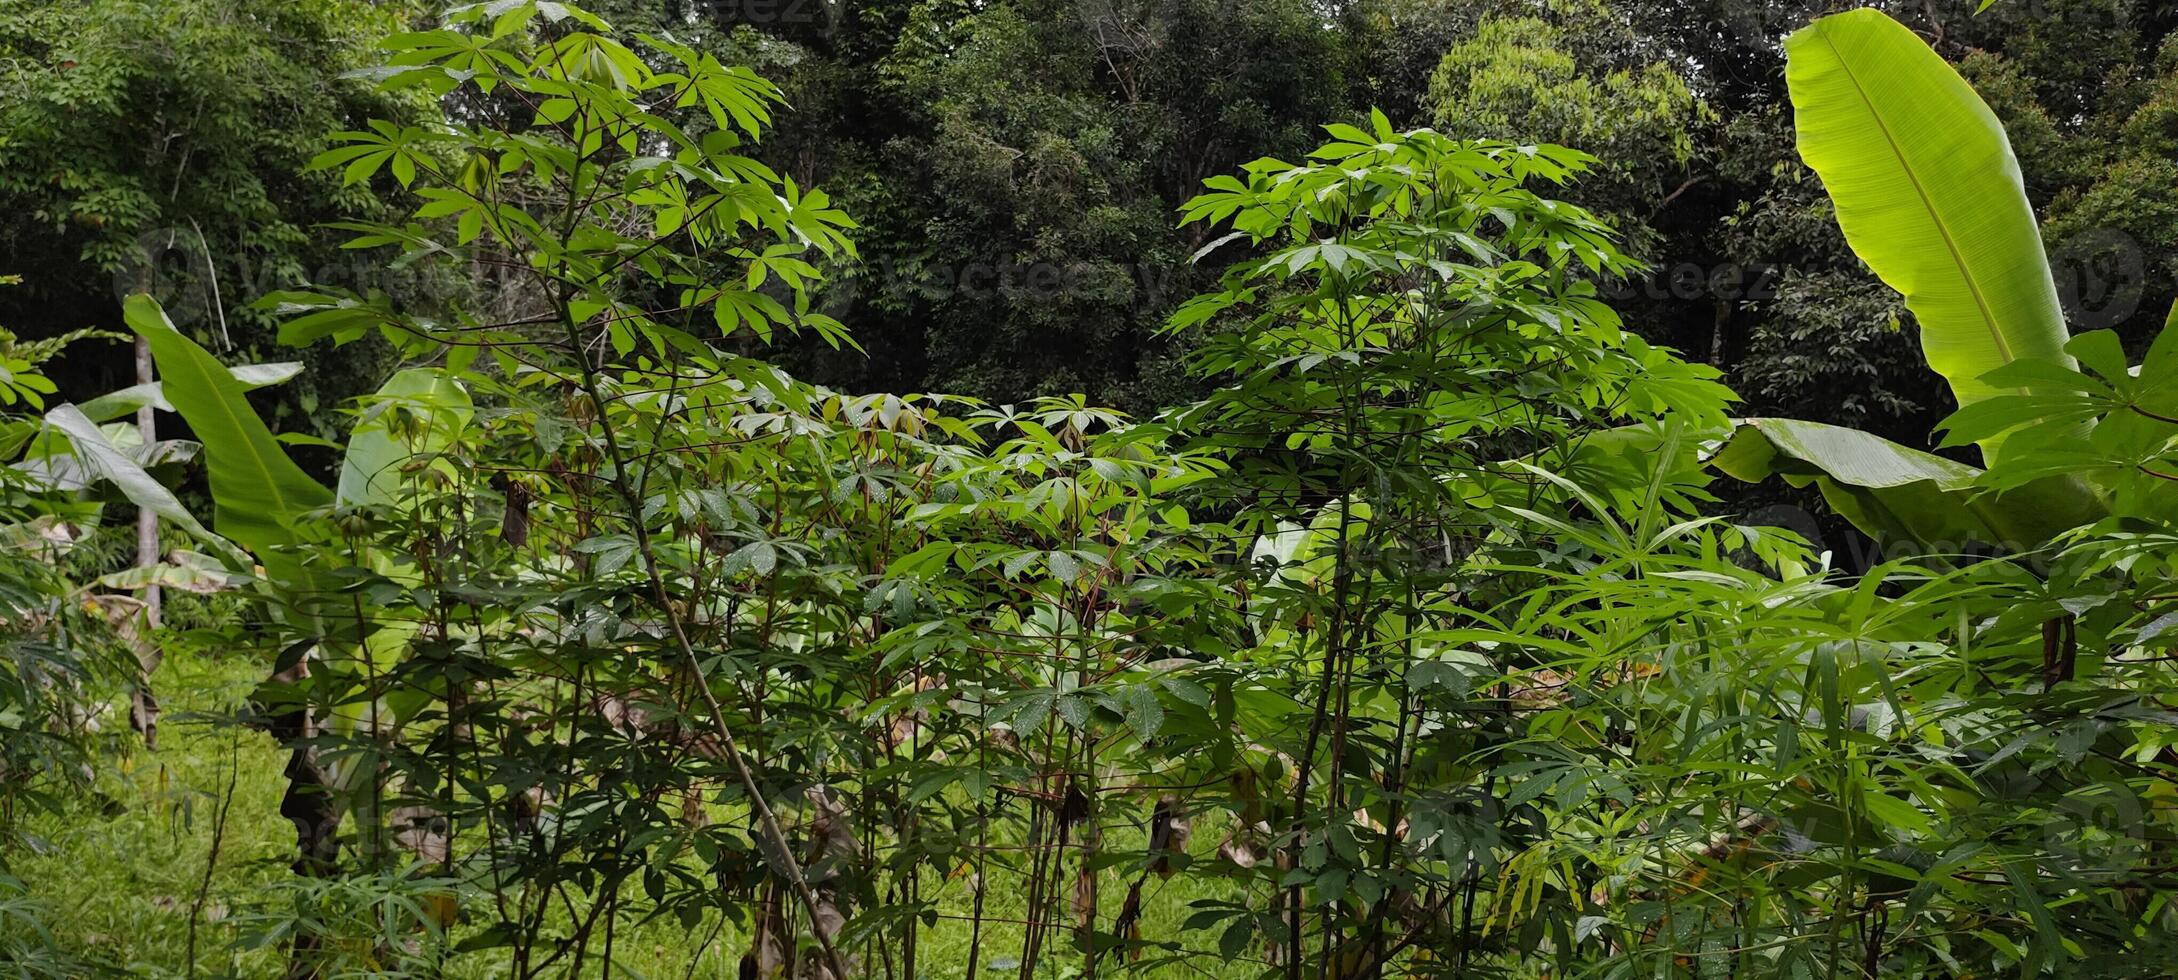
[336,367,473,727]
[1785,9,2072,464]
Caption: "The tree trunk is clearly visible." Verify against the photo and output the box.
[271,659,341,980]
[129,336,163,747]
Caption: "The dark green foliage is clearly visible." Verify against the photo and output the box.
[0,0,432,436]
[794,0,1358,409]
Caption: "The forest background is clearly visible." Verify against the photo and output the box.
[10,0,2173,515]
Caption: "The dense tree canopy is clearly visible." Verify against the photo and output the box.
[12,0,2178,438]
[0,0,436,432]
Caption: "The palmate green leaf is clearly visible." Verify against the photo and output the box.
[1938,332,2136,450]
[121,294,332,557]
[306,120,435,189]
[1935,383,2110,451]
[1709,418,2099,553]
[1986,408,2178,521]
[1940,327,2178,517]
[1786,9,2072,463]
[261,290,407,348]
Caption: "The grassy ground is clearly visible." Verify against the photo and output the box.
[9,645,293,977]
[4,645,1254,978]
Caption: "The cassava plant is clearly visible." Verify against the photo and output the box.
[253,1,868,972]
[1139,115,1749,975]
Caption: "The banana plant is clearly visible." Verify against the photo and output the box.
[1709,8,2119,556]
[7,357,298,553]
[110,293,470,619]
[38,294,470,879]
[7,315,314,743]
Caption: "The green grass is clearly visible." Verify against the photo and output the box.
[8,644,292,977]
[3,646,1257,978]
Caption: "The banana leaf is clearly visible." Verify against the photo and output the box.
[40,404,245,566]
[1786,9,2072,464]
[75,361,304,423]
[337,367,473,508]
[1709,418,2100,556]
[121,295,332,554]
